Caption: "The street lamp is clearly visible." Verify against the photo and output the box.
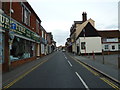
[8,0,12,71]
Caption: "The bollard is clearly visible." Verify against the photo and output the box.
[102,49,104,64]
[92,51,95,59]
[118,54,120,69]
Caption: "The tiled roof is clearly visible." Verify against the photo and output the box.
[97,30,120,38]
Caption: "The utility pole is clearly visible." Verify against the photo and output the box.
[8,0,12,71]
[118,52,120,69]
[118,37,120,69]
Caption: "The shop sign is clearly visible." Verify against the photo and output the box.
[0,13,40,42]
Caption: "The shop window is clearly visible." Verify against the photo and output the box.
[81,42,86,50]
[0,33,4,63]
[10,36,35,61]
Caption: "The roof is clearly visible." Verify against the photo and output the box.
[76,22,100,39]
[74,21,83,24]
[97,30,120,38]
[75,18,95,39]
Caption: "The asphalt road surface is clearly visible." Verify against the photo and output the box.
[8,51,117,89]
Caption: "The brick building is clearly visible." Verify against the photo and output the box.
[0,1,55,72]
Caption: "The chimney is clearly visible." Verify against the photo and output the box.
[82,12,87,22]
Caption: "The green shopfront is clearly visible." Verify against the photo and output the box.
[0,13,40,71]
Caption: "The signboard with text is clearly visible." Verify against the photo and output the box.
[0,13,40,42]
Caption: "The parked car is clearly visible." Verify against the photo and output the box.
[62,49,65,52]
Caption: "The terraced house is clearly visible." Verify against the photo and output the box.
[0,1,56,72]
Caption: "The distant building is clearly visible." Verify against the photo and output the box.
[47,32,56,54]
[0,1,56,72]
[98,30,120,54]
[67,12,102,55]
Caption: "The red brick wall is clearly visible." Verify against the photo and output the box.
[12,2,22,23]
[30,13,36,32]
[2,1,45,72]
[2,2,39,33]
[11,57,36,68]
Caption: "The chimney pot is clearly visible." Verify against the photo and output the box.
[82,12,87,22]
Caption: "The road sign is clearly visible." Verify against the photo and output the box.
[11,23,16,30]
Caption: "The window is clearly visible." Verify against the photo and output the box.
[112,45,115,50]
[0,33,4,63]
[36,19,39,33]
[45,33,46,40]
[119,44,120,50]
[22,3,30,26]
[81,42,86,50]
[42,30,44,38]
[10,37,35,61]
[104,45,109,50]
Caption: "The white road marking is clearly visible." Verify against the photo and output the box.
[67,60,72,67]
[75,72,90,90]
[65,56,67,59]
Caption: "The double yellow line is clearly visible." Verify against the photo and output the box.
[3,60,48,89]
[100,77,120,90]
[68,55,120,90]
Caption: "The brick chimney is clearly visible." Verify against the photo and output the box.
[82,12,87,22]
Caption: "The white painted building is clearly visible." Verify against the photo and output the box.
[102,38,119,51]
[76,37,102,54]
[98,30,120,54]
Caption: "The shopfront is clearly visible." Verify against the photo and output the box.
[0,30,4,64]
[0,13,40,70]
[10,35,36,62]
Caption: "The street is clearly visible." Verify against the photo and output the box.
[3,51,118,89]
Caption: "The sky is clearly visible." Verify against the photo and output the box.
[27,0,119,46]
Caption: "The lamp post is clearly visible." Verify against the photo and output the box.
[118,38,120,69]
[8,0,12,71]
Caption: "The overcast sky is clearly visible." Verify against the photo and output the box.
[27,0,119,46]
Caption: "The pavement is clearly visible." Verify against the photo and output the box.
[84,54,118,68]
[68,52,120,84]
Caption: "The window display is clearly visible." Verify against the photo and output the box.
[10,36,35,61]
[0,32,4,63]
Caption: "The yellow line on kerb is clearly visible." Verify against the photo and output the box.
[100,77,120,90]
[3,60,48,89]
[68,55,120,89]
[69,55,99,76]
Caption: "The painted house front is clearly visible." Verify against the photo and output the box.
[98,30,120,54]
[76,22,102,55]
[76,37,102,54]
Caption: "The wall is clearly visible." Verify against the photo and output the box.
[102,43,119,51]
[79,37,102,54]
